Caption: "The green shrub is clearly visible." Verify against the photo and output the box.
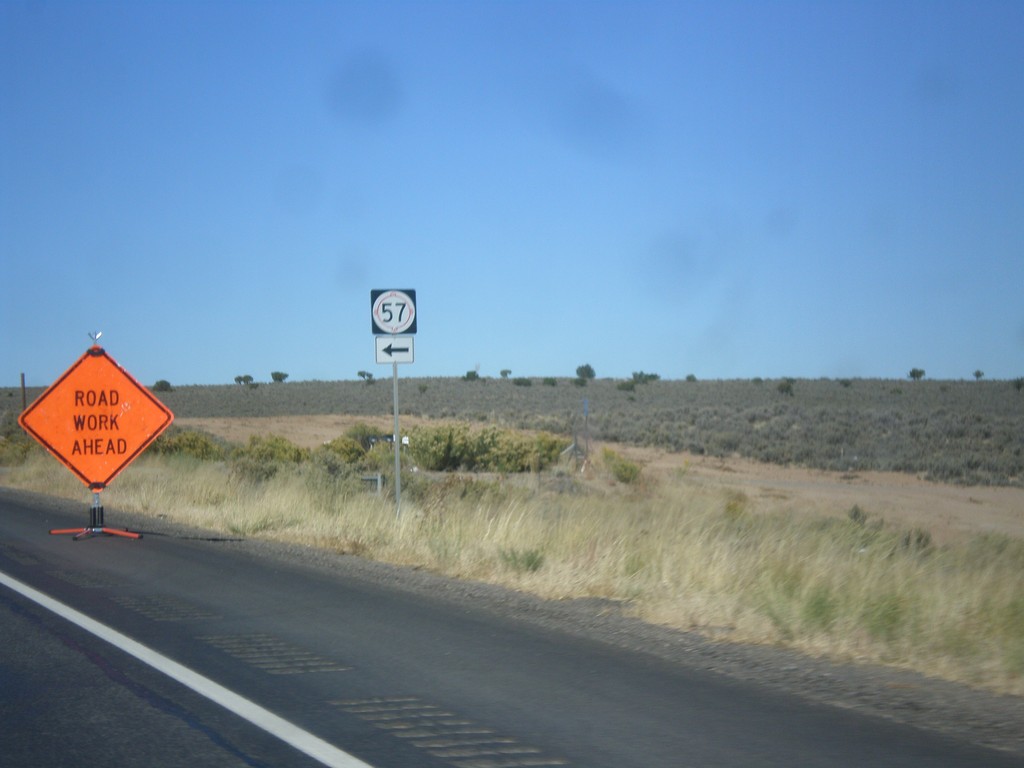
[229,434,308,483]
[151,428,226,461]
[345,423,388,452]
[499,547,545,573]
[632,371,660,384]
[409,424,470,471]
[409,425,568,473]
[900,527,934,554]
[512,377,532,387]
[576,364,596,380]
[234,434,308,463]
[602,447,642,484]
[483,428,567,473]
[358,442,396,473]
[320,436,365,464]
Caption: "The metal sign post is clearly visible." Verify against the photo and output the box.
[392,360,401,518]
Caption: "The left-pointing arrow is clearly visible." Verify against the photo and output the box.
[375,335,414,365]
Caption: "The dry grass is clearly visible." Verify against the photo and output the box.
[5,449,1022,696]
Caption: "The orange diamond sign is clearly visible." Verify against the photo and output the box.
[18,346,174,490]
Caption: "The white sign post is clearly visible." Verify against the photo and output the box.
[371,290,417,518]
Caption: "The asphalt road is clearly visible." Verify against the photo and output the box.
[1,488,1021,768]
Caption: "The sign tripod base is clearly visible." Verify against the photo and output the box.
[49,491,143,541]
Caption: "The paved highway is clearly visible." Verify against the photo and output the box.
[1,487,1020,767]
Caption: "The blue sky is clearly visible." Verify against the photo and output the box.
[3,0,1022,386]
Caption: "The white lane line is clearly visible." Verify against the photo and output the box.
[0,570,373,768]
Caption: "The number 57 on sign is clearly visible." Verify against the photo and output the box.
[371,289,417,335]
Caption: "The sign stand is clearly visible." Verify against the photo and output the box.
[49,489,143,541]
[18,338,173,541]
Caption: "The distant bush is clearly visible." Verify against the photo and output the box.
[464,370,480,382]
[576,364,595,380]
[229,434,308,482]
[344,422,388,452]
[151,428,226,461]
[319,436,365,464]
[602,447,642,484]
[542,377,557,387]
[235,434,307,463]
[512,377,532,387]
[271,372,288,383]
[632,371,660,384]
[407,424,469,471]
[409,425,568,473]
[152,380,174,392]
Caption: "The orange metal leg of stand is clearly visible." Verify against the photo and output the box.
[49,492,143,540]
[49,527,143,540]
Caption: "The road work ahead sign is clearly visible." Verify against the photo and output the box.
[19,346,174,490]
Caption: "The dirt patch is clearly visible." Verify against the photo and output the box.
[177,414,1024,544]
[630,445,1024,545]
[176,414,407,448]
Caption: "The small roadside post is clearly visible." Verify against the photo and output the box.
[371,290,416,518]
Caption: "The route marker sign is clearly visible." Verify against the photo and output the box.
[371,289,417,335]
[369,288,418,519]
[375,335,414,364]
[19,346,174,490]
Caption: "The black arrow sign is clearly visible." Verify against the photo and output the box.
[383,343,410,356]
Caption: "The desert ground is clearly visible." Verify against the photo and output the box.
[176,414,1024,546]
